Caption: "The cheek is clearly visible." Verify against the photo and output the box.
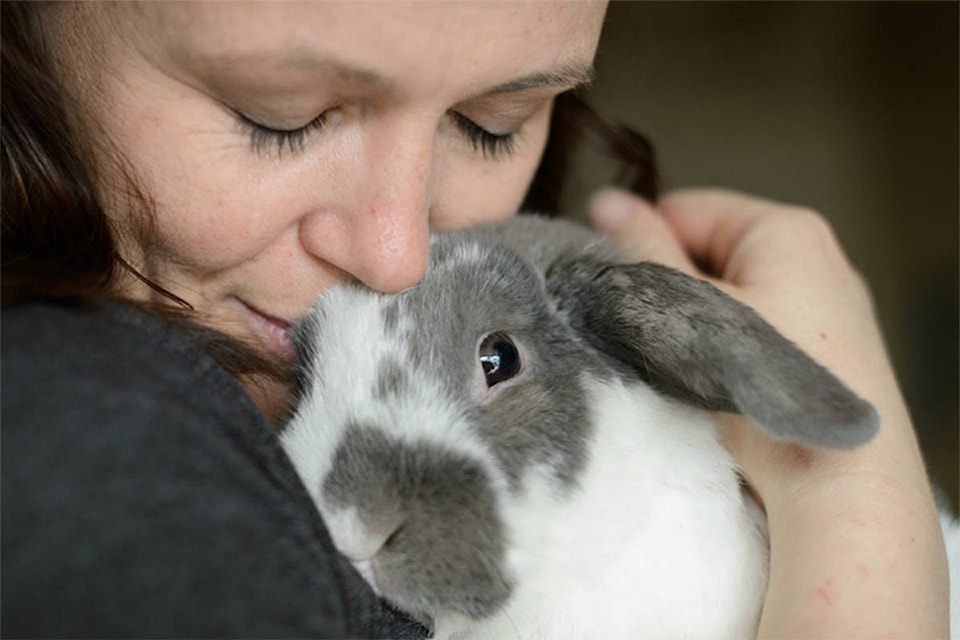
[97,74,305,274]
[430,169,529,231]
[147,194,286,273]
[117,156,298,275]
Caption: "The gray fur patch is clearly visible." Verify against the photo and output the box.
[375,358,409,401]
[382,299,402,334]
[547,257,878,448]
[391,232,612,491]
[285,309,324,425]
[323,424,512,620]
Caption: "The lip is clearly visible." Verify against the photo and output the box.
[235,299,296,362]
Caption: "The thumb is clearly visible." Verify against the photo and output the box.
[587,188,696,273]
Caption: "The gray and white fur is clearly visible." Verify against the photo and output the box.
[281,215,958,639]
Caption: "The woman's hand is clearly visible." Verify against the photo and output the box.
[589,187,949,638]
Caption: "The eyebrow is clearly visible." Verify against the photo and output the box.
[482,63,595,95]
[280,54,387,87]
[274,51,593,96]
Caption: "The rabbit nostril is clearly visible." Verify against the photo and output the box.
[479,332,521,387]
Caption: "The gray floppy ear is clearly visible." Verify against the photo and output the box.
[547,257,879,449]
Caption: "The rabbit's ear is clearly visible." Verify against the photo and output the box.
[546,257,879,449]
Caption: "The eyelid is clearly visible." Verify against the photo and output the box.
[229,106,313,133]
[230,107,329,157]
[226,98,525,162]
[449,111,517,160]
[453,91,554,134]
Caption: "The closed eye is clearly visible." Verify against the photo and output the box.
[232,109,329,157]
[232,108,516,160]
[449,112,516,160]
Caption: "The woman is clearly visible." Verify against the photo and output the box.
[1,2,948,637]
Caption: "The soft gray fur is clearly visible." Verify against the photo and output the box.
[482,216,879,448]
[282,215,886,636]
[550,258,880,447]
[322,424,510,619]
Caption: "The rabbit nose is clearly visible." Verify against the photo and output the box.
[325,505,403,563]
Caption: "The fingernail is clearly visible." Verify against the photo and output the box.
[588,188,636,232]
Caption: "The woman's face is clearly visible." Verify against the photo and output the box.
[53,2,605,358]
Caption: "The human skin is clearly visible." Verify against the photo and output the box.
[45,1,605,417]
[591,187,950,638]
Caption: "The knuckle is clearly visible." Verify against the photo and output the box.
[783,207,837,242]
[770,207,852,265]
[848,266,876,308]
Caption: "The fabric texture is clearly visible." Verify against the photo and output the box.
[1,301,428,639]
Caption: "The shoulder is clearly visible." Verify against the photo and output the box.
[1,301,269,470]
[0,301,427,638]
[2,300,249,416]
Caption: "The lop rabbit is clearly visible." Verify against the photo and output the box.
[282,216,956,639]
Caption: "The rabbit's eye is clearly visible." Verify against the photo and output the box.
[479,332,521,387]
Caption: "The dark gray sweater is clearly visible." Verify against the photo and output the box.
[1,301,427,639]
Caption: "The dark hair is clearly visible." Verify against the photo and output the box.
[1,1,658,372]
[523,90,658,214]
[1,2,118,304]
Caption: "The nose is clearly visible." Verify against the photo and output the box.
[299,117,434,293]
[324,504,403,564]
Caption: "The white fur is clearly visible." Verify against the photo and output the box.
[432,377,768,639]
[281,289,388,501]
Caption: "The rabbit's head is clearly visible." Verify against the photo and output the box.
[281,215,878,627]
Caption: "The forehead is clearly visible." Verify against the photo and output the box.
[121,1,605,99]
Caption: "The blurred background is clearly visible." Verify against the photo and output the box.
[571,2,958,509]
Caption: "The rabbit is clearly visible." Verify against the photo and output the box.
[281,215,956,639]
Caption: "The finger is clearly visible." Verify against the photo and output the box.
[657,188,780,278]
[661,188,853,288]
[587,188,697,273]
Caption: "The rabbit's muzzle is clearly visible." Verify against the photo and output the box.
[320,423,514,620]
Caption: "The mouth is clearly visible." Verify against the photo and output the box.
[235,299,295,362]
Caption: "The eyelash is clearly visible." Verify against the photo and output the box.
[450,112,517,160]
[234,109,516,160]
[234,111,329,157]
